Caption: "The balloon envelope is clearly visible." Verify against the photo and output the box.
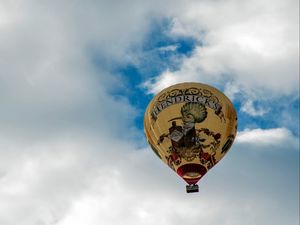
[144,82,237,186]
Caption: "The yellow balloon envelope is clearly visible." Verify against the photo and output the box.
[144,82,237,192]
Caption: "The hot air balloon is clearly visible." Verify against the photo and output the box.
[144,82,237,193]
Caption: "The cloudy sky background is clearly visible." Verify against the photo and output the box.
[0,0,299,225]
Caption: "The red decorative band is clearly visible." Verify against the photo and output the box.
[177,164,207,185]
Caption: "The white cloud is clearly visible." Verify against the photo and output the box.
[223,82,241,101]
[236,127,298,148]
[0,134,139,225]
[144,0,299,97]
[158,44,179,52]
[1,126,298,225]
[0,1,151,224]
[240,100,269,116]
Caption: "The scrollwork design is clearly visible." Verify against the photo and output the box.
[184,87,201,96]
[201,89,212,98]
[166,89,183,99]
[157,92,167,102]
[156,87,221,104]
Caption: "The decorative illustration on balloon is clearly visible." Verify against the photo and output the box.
[144,83,237,193]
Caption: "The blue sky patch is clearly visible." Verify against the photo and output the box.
[110,19,198,131]
[90,18,299,138]
[234,96,299,135]
[132,18,197,76]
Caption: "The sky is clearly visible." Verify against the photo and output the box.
[0,0,299,225]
